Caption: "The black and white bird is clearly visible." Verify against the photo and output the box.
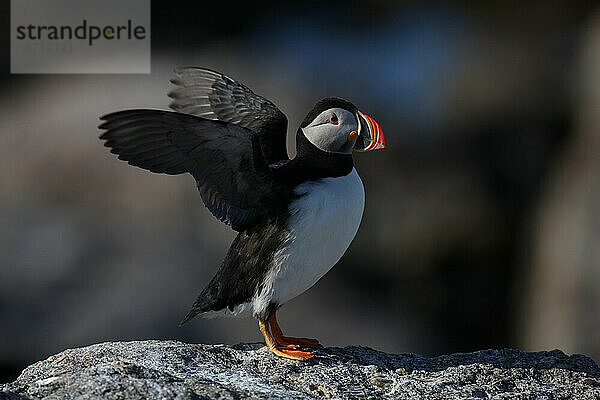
[99,67,386,360]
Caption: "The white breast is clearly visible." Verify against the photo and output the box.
[253,168,365,312]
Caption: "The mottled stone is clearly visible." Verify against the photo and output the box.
[2,341,599,399]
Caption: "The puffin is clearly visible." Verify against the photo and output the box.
[99,67,386,360]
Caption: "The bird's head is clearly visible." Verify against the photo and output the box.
[298,97,386,155]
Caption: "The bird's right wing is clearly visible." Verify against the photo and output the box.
[99,109,290,231]
[168,67,289,164]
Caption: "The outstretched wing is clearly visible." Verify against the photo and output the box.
[168,67,289,164]
[99,109,289,231]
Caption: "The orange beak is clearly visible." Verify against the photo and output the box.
[355,111,386,152]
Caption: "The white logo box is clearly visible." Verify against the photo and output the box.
[11,0,151,74]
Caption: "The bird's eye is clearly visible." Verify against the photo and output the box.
[330,113,338,124]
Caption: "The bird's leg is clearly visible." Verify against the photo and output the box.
[258,320,314,360]
[267,315,295,348]
[268,313,321,349]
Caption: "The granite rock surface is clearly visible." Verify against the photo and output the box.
[2,340,599,399]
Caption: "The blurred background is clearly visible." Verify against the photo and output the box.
[2,0,600,383]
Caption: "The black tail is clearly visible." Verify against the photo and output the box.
[178,288,222,326]
[179,237,254,326]
[179,308,200,326]
[178,295,212,326]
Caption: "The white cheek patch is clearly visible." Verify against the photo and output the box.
[302,108,357,154]
[302,124,345,151]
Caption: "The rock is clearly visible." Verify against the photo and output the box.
[1,341,599,399]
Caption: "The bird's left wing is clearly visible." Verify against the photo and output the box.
[99,109,289,231]
[168,67,289,164]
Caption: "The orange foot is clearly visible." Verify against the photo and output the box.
[278,336,321,348]
[270,346,315,361]
[259,319,315,360]
[269,313,322,349]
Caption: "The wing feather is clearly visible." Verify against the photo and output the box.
[99,109,289,231]
[168,67,289,164]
